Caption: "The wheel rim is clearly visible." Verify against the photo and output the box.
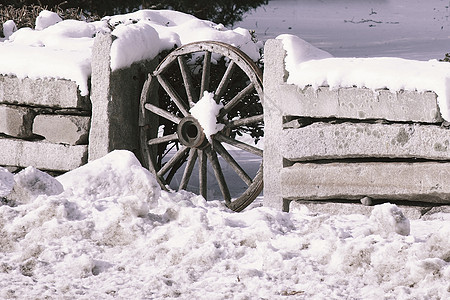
[139,41,263,212]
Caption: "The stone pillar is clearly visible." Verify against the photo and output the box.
[88,32,158,161]
[263,39,288,211]
[88,32,114,160]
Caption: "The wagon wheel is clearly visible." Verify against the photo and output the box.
[139,41,263,212]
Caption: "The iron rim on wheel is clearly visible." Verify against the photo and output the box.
[139,41,264,212]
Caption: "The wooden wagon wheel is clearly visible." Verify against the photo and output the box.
[139,41,263,212]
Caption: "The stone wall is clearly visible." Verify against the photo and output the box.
[0,32,158,172]
[263,39,450,213]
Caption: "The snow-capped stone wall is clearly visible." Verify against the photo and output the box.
[0,9,262,173]
[0,32,158,171]
[263,38,450,211]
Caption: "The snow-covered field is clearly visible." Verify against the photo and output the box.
[0,1,450,299]
[236,0,450,60]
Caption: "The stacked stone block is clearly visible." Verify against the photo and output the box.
[0,104,36,138]
[0,77,90,171]
[263,39,450,213]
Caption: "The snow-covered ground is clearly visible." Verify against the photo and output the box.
[1,151,449,299]
[0,3,450,299]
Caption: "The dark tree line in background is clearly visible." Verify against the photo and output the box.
[1,0,268,28]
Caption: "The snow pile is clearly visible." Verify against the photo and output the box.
[108,22,160,71]
[0,150,449,298]
[0,167,14,197]
[278,34,450,120]
[57,150,160,208]
[190,91,225,142]
[1,20,17,39]
[369,203,410,237]
[0,9,261,96]
[35,10,63,31]
[6,167,63,206]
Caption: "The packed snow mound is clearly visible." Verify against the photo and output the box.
[0,150,449,298]
[369,203,410,236]
[0,9,262,96]
[57,150,161,208]
[108,22,160,71]
[2,20,17,39]
[277,33,333,67]
[35,10,63,31]
[278,34,450,121]
[6,167,64,205]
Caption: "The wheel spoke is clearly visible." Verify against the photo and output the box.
[218,82,254,119]
[147,133,178,146]
[141,140,167,189]
[144,103,182,124]
[214,61,235,101]
[157,146,189,177]
[212,140,252,186]
[215,132,263,157]
[139,128,151,169]
[224,114,264,129]
[179,148,198,190]
[200,51,211,97]
[178,56,197,108]
[206,146,231,204]
[156,74,190,116]
[198,149,207,198]
[139,74,153,126]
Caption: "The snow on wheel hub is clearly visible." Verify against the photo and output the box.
[177,116,208,149]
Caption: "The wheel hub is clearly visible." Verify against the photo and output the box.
[177,116,208,148]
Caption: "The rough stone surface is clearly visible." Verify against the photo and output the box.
[263,39,286,210]
[263,39,442,124]
[33,114,90,145]
[0,104,36,138]
[282,162,450,204]
[0,137,87,171]
[281,122,450,161]
[0,76,89,109]
[88,32,158,161]
[290,200,429,220]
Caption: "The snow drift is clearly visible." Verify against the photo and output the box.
[0,150,449,299]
